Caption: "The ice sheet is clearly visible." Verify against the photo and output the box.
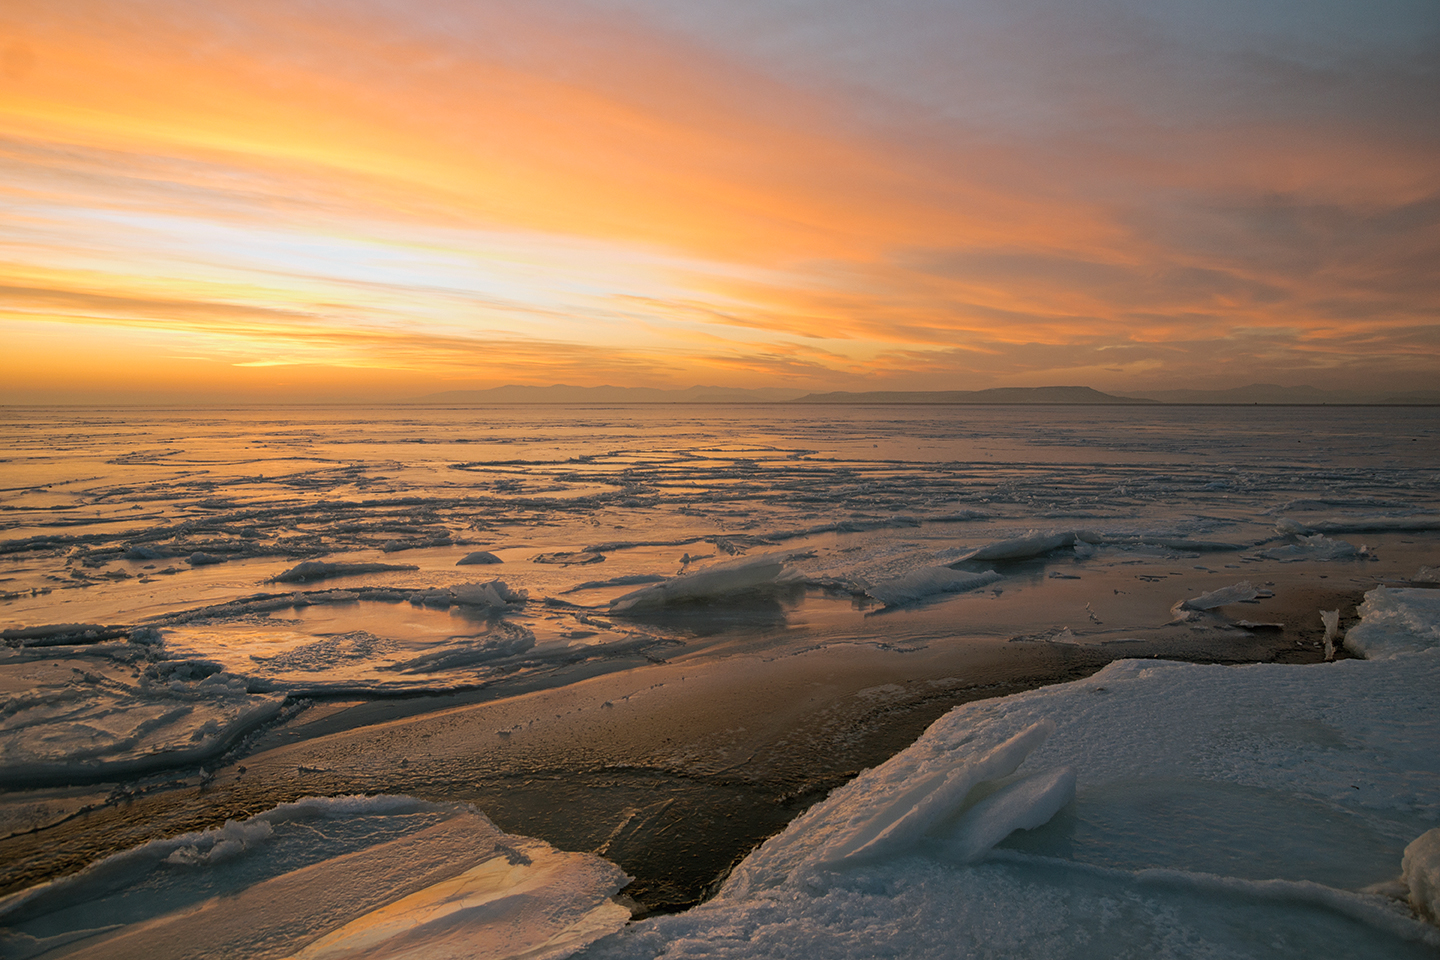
[0,640,285,785]
[0,795,631,960]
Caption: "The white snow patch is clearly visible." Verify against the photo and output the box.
[1403,828,1440,924]
[1343,587,1440,660]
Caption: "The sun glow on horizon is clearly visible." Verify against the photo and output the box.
[2,0,1437,402]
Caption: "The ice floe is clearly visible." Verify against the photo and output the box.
[0,795,631,960]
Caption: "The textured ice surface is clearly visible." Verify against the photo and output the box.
[0,639,284,784]
[1404,829,1440,924]
[0,795,630,960]
[809,721,1071,868]
[578,586,1440,959]
[1343,588,1440,659]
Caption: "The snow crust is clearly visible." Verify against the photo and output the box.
[0,795,631,960]
[578,586,1440,959]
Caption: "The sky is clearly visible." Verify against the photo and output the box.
[1,0,1437,402]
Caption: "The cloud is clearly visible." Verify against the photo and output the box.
[1,0,1437,398]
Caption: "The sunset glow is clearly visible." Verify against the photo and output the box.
[3,0,1437,401]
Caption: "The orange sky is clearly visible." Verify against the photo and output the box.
[2,0,1437,401]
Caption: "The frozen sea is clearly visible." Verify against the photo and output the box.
[0,403,1437,958]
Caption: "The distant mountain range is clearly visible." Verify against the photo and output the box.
[411,383,1440,405]
[415,385,809,404]
[1111,384,1440,405]
[791,386,1153,404]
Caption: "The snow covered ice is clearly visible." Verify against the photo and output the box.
[575,584,1440,960]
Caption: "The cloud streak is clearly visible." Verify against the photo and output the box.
[1,0,1437,400]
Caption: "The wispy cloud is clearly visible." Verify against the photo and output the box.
[2,0,1437,399]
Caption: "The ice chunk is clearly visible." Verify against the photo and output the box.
[1261,534,1363,562]
[451,580,526,608]
[271,560,419,583]
[533,551,605,565]
[0,623,128,646]
[1171,580,1258,618]
[1404,828,1440,925]
[1321,609,1340,660]
[940,765,1077,863]
[956,530,1081,562]
[1278,516,1440,535]
[456,550,503,565]
[1344,587,1440,659]
[163,818,275,866]
[564,574,668,594]
[407,579,526,611]
[813,721,1059,868]
[610,555,794,612]
[861,567,1002,607]
[122,544,171,560]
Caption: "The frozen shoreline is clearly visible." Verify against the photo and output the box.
[2,404,1437,956]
